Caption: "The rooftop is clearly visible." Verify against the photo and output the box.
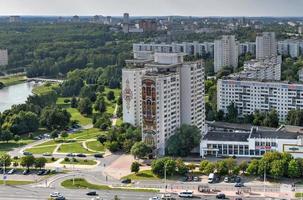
[203,131,250,142]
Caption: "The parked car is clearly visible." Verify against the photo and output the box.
[235,176,241,183]
[224,176,229,183]
[234,198,243,200]
[86,191,97,196]
[235,182,244,187]
[94,153,103,158]
[121,178,131,184]
[161,193,176,200]
[216,193,226,199]
[23,169,30,175]
[193,176,200,182]
[149,197,161,200]
[77,153,86,157]
[43,169,51,175]
[23,152,32,156]
[37,170,45,175]
[8,168,15,174]
[43,152,52,156]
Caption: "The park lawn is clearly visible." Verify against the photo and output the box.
[66,108,92,126]
[0,180,34,185]
[103,87,121,115]
[122,170,160,181]
[35,140,61,147]
[86,141,105,152]
[0,141,33,153]
[67,128,102,140]
[26,145,57,154]
[58,142,91,154]
[32,83,59,95]
[56,97,72,107]
[0,75,26,86]
[61,178,158,193]
[60,159,97,165]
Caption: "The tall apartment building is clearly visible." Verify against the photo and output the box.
[217,78,303,121]
[214,35,239,73]
[229,56,282,81]
[256,32,277,60]
[0,49,8,66]
[238,42,256,56]
[133,42,214,60]
[278,40,300,58]
[122,53,205,156]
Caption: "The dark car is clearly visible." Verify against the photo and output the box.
[235,182,244,187]
[235,176,241,183]
[121,178,131,184]
[23,152,33,156]
[77,153,86,157]
[23,169,30,175]
[43,169,50,175]
[86,191,97,196]
[234,198,243,200]
[66,153,75,157]
[37,170,45,175]
[94,153,103,158]
[54,196,65,200]
[216,193,226,199]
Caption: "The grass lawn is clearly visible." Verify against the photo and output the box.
[66,108,92,126]
[26,145,57,154]
[103,88,121,115]
[86,141,105,152]
[61,178,158,192]
[58,142,91,154]
[0,141,32,153]
[0,75,26,86]
[116,118,123,126]
[67,128,102,140]
[0,180,34,185]
[122,170,160,181]
[32,83,59,95]
[60,159,97,165]
[56,97,71,107]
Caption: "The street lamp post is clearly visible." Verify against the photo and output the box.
[164,164,167,194]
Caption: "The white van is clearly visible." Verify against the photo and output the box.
[208,173,215,183]
[178,190,193,198]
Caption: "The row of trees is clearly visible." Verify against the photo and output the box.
[0,153,47,170]
[199,152,303,179]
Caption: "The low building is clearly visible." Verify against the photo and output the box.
[201,126,303,158]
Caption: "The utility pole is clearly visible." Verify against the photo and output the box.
[263,162,266,196]
[3,162,6,186]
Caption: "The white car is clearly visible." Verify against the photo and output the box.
[178,190,193,198]
[50,192,62,197]
[149,197,161,200]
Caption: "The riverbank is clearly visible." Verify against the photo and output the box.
[0,74,27,86]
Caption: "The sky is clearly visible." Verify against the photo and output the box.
[0,0,302,17]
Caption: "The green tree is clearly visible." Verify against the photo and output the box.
[51,130,59,140]
[270,160,284,179]
[107,91,115,101]
[60,131,68,140]
[94,95,107,113]
[34,157,47,169]
[0,130,13,143]
[20,155,35,170]
[204,162,215,174]
[104,141,119,152]
[288,159,301,178]
[226,102,238,123]
[131,161,140,174]
[40,106,71,130]
[0,153,11,167]
[246,159,259,176]
[130,142,152,159]
[151,157,176,177]
[78,98,92,115]
[166,124,202,157]
[225,158,237,175]
[71,96,78,108]
[215,160,228,176]
[263,109,279,128]
[199,160,210,173]
[239,160,248,174]
[176,158,188,175]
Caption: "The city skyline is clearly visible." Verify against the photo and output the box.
[0,0,302,17]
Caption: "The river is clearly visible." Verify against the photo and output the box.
[0,82,41,112]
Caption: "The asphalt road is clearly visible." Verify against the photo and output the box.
[0,185,274,200]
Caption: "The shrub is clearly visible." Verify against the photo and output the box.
[64,157,70,162]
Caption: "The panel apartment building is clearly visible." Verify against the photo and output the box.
[217,78,303,121]
[122,53,205,156]
[0,49,8,66]
[256,32,277,60]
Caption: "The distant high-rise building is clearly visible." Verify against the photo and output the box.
[214,35,238,73]
[9,16,20,23]
[299,26,303,35]
[123,13,130,24]
[138,20,157,32]
[0,49,8,66]
[256,32,277,60]
[71,15,80,23]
